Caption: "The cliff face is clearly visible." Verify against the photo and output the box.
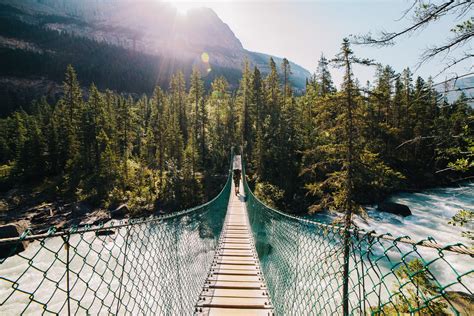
[0,0,311,115]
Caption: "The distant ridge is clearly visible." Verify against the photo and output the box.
[435,76,474,107]
[0,0,311,115]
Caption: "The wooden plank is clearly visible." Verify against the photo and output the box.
[219,249,254,256]
[214,259,257,265]
[213,264,258,271]
[220,240,251,245]
[215,256,256,262]
[196,308,273,316]
[196,296,271,308]
[219,244,252,248]
[195,180,272,315]
[210,269,259,276]
[200,289,268,298]
[205,281,265,289]
[207,275,261,282]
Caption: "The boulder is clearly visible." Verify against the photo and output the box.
[95,229,115,237]
[0,220,29,259]
[79,209,111,226]
[0,199,8,212]
[111,204,129,219]
[377,202,412,217]
[70,202,92,217]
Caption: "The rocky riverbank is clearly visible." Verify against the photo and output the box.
[0,188,137,235]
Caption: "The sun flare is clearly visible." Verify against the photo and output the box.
[165,0,202,15]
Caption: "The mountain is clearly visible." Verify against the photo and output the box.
[435,76,474,107]
[0,0,311,116]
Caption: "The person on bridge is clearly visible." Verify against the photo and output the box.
[233,155,242,195]
[233,168,241,195]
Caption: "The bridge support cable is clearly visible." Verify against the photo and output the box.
[195,179,274,316]
[243,163,474,315]
[0,166,232,315]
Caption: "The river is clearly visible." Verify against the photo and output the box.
[355,182,474,246]
[256,182,474,314]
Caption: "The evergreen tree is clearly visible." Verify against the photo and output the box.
[188,67,206,187]
[251,67,265,176]
[208,76,232,172]
[238,60,253,163]
[170,71,188,143]
[315,54,335,96]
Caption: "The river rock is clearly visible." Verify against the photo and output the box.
[79,209,111,226]
[70,202,92,217]
[0,220,29,259]
[111,204,129,219]
[377,202,412,217]
[95,229,115,237]
[0,199,8,212]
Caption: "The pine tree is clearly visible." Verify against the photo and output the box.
[315,54,335,96]
[208,76,231,172]
[150,86,167,190]
[264,58,282,181]
[281,58,292,100]
[62,65,82,171]
[251,67,265,176]
[238,60,253,162]
[170,71,188,144]
[116,96,134,186]
[188,67,205,184]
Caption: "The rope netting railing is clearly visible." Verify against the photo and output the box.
[0,171,231,315]
[243,174,474,315]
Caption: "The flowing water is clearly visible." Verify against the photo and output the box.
[356,182,474,246]
[1,183,472,314]
[254,183,474,314]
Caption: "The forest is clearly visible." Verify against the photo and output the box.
[0,39,472,218]
[0,9,242,116]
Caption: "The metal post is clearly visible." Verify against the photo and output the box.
[62,235,71,316]
[342,207,351,316]
[116,227,130,315]
[174,225,184,313]
[342,229,350,316]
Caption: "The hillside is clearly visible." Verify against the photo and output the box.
[0,0,311,116]
[435,76,474,107]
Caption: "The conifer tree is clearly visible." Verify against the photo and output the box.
[62,65,82,171]
[251,67,265,176]
[238,60,253,162]
[188,67,205,183]
[208,76,231,172]
[315,54,335,96]
[150,86,167,190]
[264,58,282,180]
[170,71,188,143]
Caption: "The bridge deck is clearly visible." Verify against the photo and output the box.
[195,180,273,316]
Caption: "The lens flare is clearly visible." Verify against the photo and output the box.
[201,52,210,63]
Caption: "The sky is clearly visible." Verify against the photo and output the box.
[164,0,471,87]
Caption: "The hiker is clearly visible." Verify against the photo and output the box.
[233,168,241,195]
[233,155,242,195]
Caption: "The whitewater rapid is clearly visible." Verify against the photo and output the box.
[355,182,474,246]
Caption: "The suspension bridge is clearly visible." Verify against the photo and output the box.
[0,154,472,315]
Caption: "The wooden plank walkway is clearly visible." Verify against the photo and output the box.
[195,180,273,316]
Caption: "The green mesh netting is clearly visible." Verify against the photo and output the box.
[1,158,473,316]
[0,172,231,315]
[243,171,474,316]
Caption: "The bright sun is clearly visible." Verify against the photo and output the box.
[165,0,202,15]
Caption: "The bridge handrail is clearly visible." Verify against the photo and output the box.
[243,163,473,315]
[243,167,474,256]
[0,165,233,245]
[0,152,234,315]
